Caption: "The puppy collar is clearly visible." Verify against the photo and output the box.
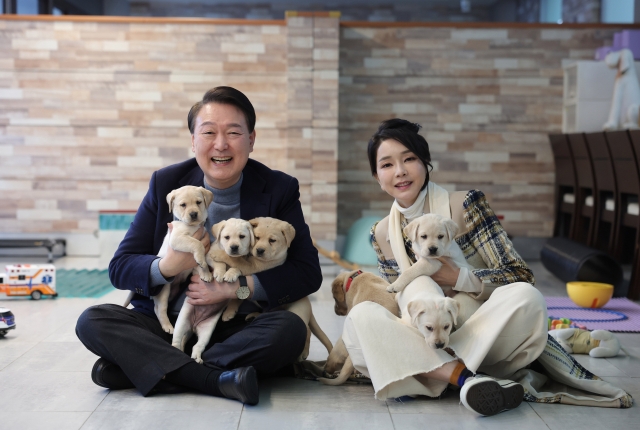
[345,270,363,293]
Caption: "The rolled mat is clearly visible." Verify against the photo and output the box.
[540,237,624,296]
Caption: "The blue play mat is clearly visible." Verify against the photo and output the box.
[55,269,114,298]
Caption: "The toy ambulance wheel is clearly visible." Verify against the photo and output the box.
[31,290,42,300]
[0,330,6,336]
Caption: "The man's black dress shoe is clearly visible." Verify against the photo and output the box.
[217,366,259,405]
[91,358,135,390]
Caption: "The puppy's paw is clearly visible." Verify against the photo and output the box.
[223,268,242,283]
[161,323,174,334]
[199,271,213,283]
[213,271,226,283]
[386,285,398,293]
[171,341,183,351]
[222,308,237,322]
[191,350,204,364]
[245,312,261,322]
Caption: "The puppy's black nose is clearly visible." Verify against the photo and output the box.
[256,248,265,256]
[435,342,445,349]
[428,246,438,255]
[230,245,239,253]
[190,212,198,220]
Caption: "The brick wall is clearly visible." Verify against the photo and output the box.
[0,15,338,249]
[338,24,621,237]
[0,15,633,254]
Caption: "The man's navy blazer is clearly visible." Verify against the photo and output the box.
[109,158,322,318]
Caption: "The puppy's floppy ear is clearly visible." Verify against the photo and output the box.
[280,221,296,247]
[247,223,256,247]
[249,218,260,230]
[166,189,177,213]
[331,273,348,315]
[407,300,425,327]
[211,220,226,242]
[200,187,214,208]
[443,218,459,241]
[444,297,460,326]
[403,218,421,242]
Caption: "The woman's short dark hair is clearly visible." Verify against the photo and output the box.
[187,86,256,134]
[367,118,433,190]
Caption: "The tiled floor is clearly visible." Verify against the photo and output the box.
[1,255,640,430]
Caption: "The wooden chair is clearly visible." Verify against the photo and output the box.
[566,133,597,245]
[604,130,640,264]
[548,134,578,238]
[624,130,640,299]
[584,132,618,254]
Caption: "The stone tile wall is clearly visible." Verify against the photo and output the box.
[338,24,623,237]
[0,14,635,254]
[0,18,283,234]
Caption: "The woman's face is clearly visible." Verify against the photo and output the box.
[374,139,427,208]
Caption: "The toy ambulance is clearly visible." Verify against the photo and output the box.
[0,264,57,300]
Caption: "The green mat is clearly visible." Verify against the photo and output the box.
[55,269,115,298]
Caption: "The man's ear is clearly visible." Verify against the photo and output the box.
[444,298,460,326]
[443,218,459,241]
[166,190,177,213]
[211,220,226,242]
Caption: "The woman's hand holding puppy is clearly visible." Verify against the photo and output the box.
[158,224,211,278]
[430,256,460,291]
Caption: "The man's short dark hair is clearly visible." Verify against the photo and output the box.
[187,86,256,134]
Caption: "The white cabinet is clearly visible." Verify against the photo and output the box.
[562,60,640,133]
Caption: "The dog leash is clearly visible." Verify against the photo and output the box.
[345,270,363,293]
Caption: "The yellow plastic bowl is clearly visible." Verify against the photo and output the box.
[566,282,613,308]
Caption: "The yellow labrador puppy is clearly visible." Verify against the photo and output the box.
[123,185,213,334]
[172,217,294,363]
[385,212,464,348]
[387,213,471,294]
[276,296,333,362]
[320,270,399,386]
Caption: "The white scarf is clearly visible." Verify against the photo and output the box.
[389,181,450,272]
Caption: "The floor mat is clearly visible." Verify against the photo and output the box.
[55,269,114,298]
[545,297,640,332]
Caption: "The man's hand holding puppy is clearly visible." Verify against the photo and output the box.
[185,272,254,306]
[158,224,211,279]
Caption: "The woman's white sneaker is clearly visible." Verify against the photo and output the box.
[460,374,524,416]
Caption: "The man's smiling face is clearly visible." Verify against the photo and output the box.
[191,102,255,189]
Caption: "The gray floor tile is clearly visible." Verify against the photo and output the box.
[96,388,245,412]
[530,400,640,429]
[0,411,92,430]
[390,402,548,430]
[80,410,241,430]
[1,257,639,430]
[255,377,385,413]
[0,339,37,370]
[6,341,98,373]
[0,369,107,411]
[238,410,395,430]
[572,354,628,377]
